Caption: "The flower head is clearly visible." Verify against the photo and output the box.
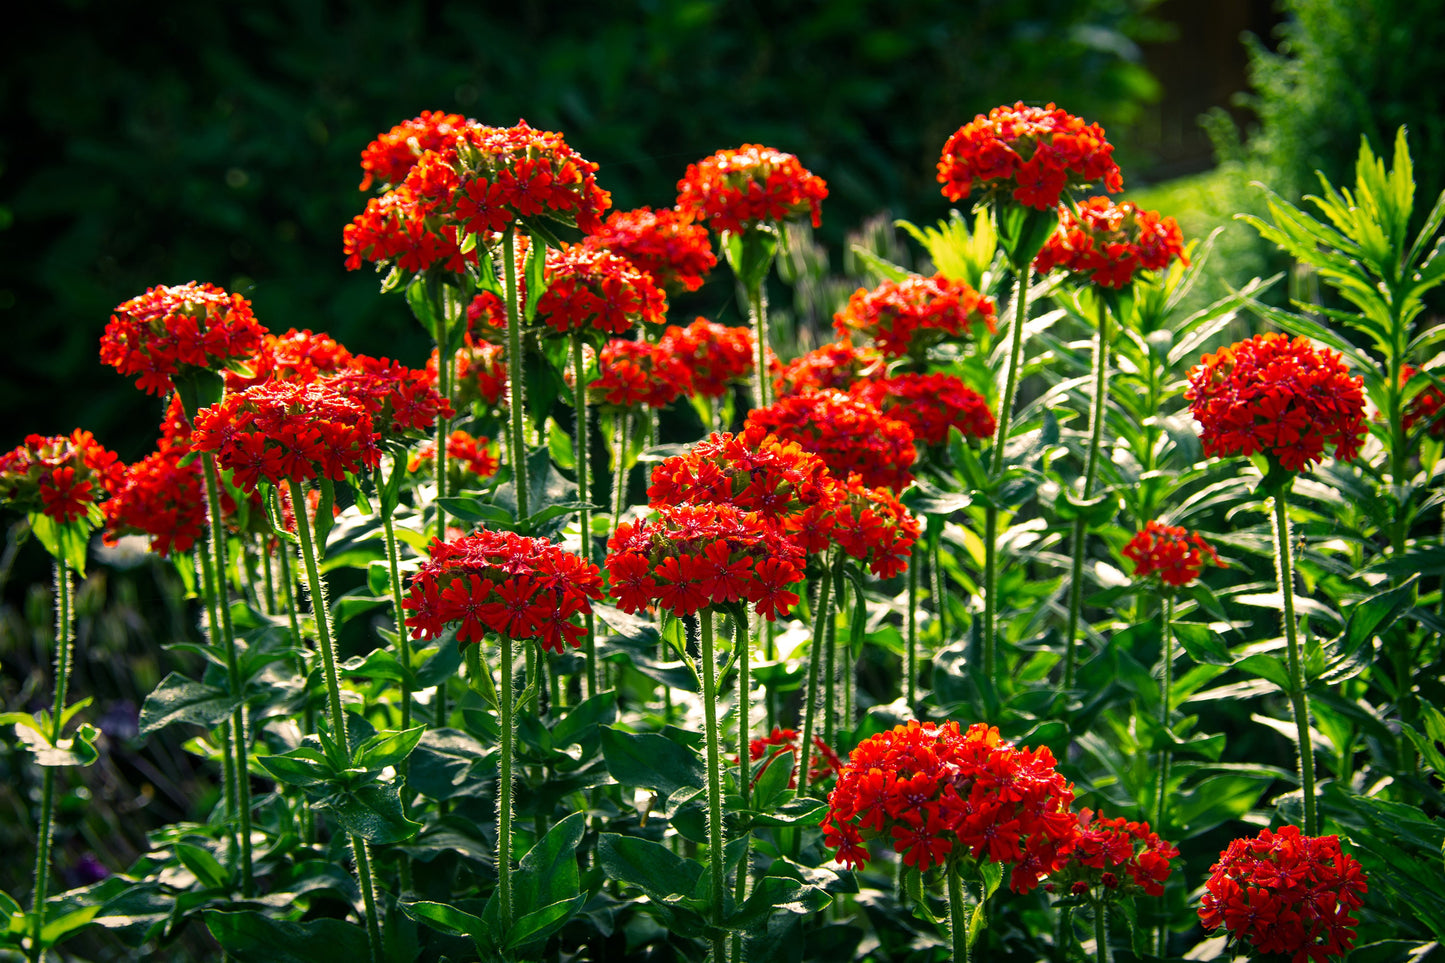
[824,475,921,579]
[322,355,453,439]
[1186,333,1367,473]
[938,102,1123,211]
[1122,521,1223,588]
[100,283,267,396]
[343,183,474,276]
[591,338,693,410]
[103,448,205,556]
[821,720,1077,888]
[431,313,509,410]
[852,372,995,447]
[833,274,998,362]
[1402,364,1445,437]
[1,430,124,524]
[657,319,756,399]
[744,727,844,791]
[745,390,916,492]
[403,529,603,652]
[1199,825,1367,963]
[774,341,884,398]
[228,328,355,391]
[676,145,827,236]
[359,110,478,191]
[581,206,717,293]
[408,429,499,485]
[1034,197,1188,288]
[1054,809,1178,899]
[535,244,668,338]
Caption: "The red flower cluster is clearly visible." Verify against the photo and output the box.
[228,328,355,390]
[1053,809,1178,899]
[937,102,1123,211]
[408,429,499,483]
[745,390,916,492]
[104,448,205,556]
[1199,825,1367,963]
[0,430,123,524]
[832,274,997,360]
[591,339,693,409]
[773,341,884,398]
[100,283,267,397]
[404,119,611,237]
[676,144,828,236]
[322,355,453,438]
[1034,196,1189,289]
[826,475,921,579]
[534,245,668,337]
[190,382,380,491]
[403,529,603,653]
[604,503,805,621]
[745,727,844,791]
[852,372,995,447]
[358,110,476,191]
[821,720,1077,889]
[1121,521,1223,588]
[1402,364,1445,437]
[1186,334,1367,473]
[343,184,473,276]
[581,206,717,293]
[656,319,756,399]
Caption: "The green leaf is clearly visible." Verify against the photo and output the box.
[256,747,333,788]
[407,728,488,801]
[174,842,230,891]
[599,725,704,797]
[39,906,99,946]
[399,899,494,949]
[550,691,617,748]
[506,897,584,951]
[352,726,426,772]
[138,672,242,734]
[438,495,515,527]
[724,876,829,931]
[1235,652,1293,691]
[316,782,422,844]
[1171,622,1235,667]
[12,720,100,767]
[750,745,795,812]
[27,512,92,577]
[204,911,372,963]
[514,811,585,912]
[1339,576,1417,659]
[596,833,703,906]
[722,227,780,292]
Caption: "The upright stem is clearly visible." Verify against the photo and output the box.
[798,553,836,798]
[498,631,516,928]
[947,866,970,963]
[1271,487,1318,834]
[906,554,918,710]
[202,453,253,895]
[504,229,530,521]
[748,278,771,410]
[28,559,73,963]
[273,534,315,843]
[823,604,837,748]
[930,527,947,647]
[573,334,597,697]
[195,544,239,863]
[982,507,999,682]
[1094,898,1112,963]
[732,614,751,963]
[351,835,384,963]
[382,507,412,732]
[434,307,452,541]
[289,480,347,743]
[1155,594,1175,833]
[699,611,728,962]
[1063,298,1111,689]
[612,411,631,523]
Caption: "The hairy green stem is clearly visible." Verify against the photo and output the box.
[947,866,970,963]
[352,835,384,963]
[747,276,771,411]
[382,507,412,732]
[1271,487,1318,834]
[289,480,347,742]
[798,553,836,800]
[1063,297,1111,689]
[573,334,597,697]
[504,229,530,521]
[906,550,918,709]
[699,611,727,961]
[612,411,630,523]
[499,631,517,927]
[1094,898,1111,963]
[28,559,73,963]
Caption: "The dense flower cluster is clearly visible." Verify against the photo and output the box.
[852,372,995,447]
[431,323,509,410]
[358,110,476,191]
[228,328,355,390]
[534,245,668,337]
[1121,521,1223,588]
[1034,196,1189,288]
[604,503,805,621]
[745,727,844,790]
[591,339,693,409]
[832,274,997,360]
[1053,809,1178,899]
[343,184,473,275]
[581,206,717,293]
[937,102,1123,211]
[821,720,1077,889]
[403,529,603,652]
[404,119,611,237]
[409,429,499,482]
[745,390,916,492]
[773,341,883,398]
[1199,825,1367,963]
[104,449,205,556]
[825,475,921,579]
[322,355,453,438]
[190,382,380,491]
[676,145,828,236]
[656,319,756,399]
[100,283,267,396]
[1402,364,1445,437]
[1186,333,1367,473]
[0,430,123,524]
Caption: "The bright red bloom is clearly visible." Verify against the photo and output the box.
[604,502,805,621]
[190,382,381,491]
[852,372,995,447]
[1054,808,1179,899]
[824,475,921,579]
[535,244,668,338]
[343,183,474,276]
[774,341,884,398]
[1034,196,1189,289]
[100,283,266,397]
[358,110,478,191]
[822,720,1077,888]
[591,338,693,409]
[656,319,756,399]
[745,390,916,492]
[1122,521,1223,588]
[1199,825,1367,963]
[103,448,205,556]
[1186,333,1367,473]
[0,430,123,525]
[937,102,1123,211]
[742,727,844,791]
[1402,364,1445,437]
[323,355,453,438]
[404,119,611,238]
[227,328,354,391]
[403,529,603,653]
[408,429,499,483]
[676,145,828,236]
[581,206,717,293]
[833,274,997,361]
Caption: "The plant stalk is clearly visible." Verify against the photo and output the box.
[573,334,597,697]
[1270,486,1318,834]
[1063,296,1111,689]
[699,611,728,962]
[798,552,836,799]
[503,229,530,521]
[947,865,970,963]
[27,559,73,963]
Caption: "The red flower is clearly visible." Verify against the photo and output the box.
[852,372,995,447]
[431,319,509,411]
[323,355,453,438]
[581,206,717,293]
[227,328,355,391]
[821,720,1077,888]
[676,145,828,236]
[604,503,805,621]
[1402,364,1445,437]
[591,338,693,409]
[1053,808,1179,899]
[343,183,474,276]
[535,245,668,338]
[823,475,921,579]
[1186,333,1367,473]
[833,274,998,361]
[938,102,1123,211]
[1122,521,1224,588]
[408,429,499,483]
[1199,825,1367,963]
[745,390,916,492]
[100,283,267,397]
[774,341,884,398]
[403,529,603,653]
[1034,197,1189,289]
[358,110,478,191]
[103,448,205,556]
[0,430,123,525]
[742,727,844,791]
[656,319,756,399]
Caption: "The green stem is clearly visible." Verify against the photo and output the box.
[352,835,384,963]
[798,553,836,799]
[202,453,253,895]
[1064,297,1111,689]
[573,334,597,698]
[735,615,751,810]
[947,865,970,963]
[382,506,412,732]
[504,229,530,521]
[1094,898,1111,963]
[434,294,452,542]
[699,611,728,960]
[1155,594,1175,835]
[272,534,315,843]
[906,550,918,709]
[499,631,516,927]
[28,559,73,963]
[1271,485,1318,834]
[195,544,240,865]
[982,506,999,683]
[823,601,837,748]
[612,411,630,523]
[289,480,347,743]
[748,276,771,410]
[930,525,947,647]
